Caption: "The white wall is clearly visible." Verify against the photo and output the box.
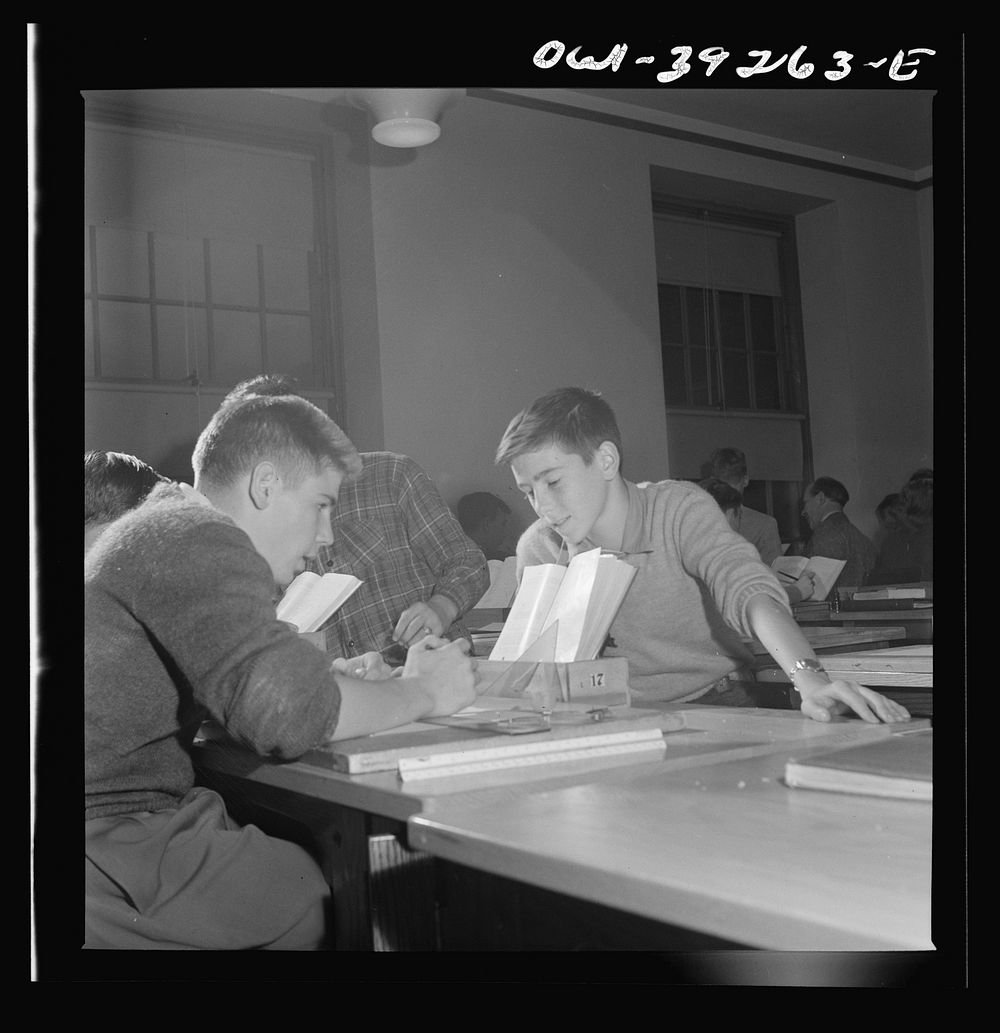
[83,90,933,540]
[359,93,933,536]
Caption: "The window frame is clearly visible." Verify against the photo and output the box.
[652,198,809,419]
[84,104,339,400]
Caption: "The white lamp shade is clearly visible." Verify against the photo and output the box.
[348,88,464,147]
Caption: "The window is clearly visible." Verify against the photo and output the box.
[653,201,805,415]
[84,121,331,390]
[653,198,812,540]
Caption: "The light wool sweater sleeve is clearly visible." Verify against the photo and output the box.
[667,483,790,638]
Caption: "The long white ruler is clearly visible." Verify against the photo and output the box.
[397,727,666,782]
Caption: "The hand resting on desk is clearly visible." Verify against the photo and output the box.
[326,637,477,741]
[401,636,478,716]
[794,671,911,725]
[332,651,398,681]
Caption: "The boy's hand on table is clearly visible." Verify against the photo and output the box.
[796,673,912,724]
[332,651,397,681]
[401,636,477,717]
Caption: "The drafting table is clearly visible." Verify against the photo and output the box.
[192,707,924,951]
[409,721,934,952]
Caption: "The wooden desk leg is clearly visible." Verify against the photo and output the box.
[368,819,438,951]
[312,811,438,951]
[311,804,374,951]
[192,766,439,951]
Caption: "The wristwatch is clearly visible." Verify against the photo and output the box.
[787,657,828,691]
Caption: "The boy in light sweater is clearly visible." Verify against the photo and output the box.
[497,386,909,723]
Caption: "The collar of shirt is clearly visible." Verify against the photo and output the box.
[566,479,655,559]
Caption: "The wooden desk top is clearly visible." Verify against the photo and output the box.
[408,721,933,951]
[745,624,907,657]
[794,606,933,623]
[757,646,932,687]
[193,707,919,825]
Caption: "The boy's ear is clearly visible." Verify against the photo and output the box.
[595,441,621,479]
[248,461,279,510]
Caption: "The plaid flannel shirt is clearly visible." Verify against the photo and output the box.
[309,452,489,664]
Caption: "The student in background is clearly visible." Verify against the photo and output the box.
[873,492,903,550]
[800,476,878,589]
[498,386,908,723]
[456,491,513,561]
[870,468,933,583]
[222,375,489,666]
[84,450,168,555]
[85,391,476,949]
[705,447,783,566]
[699,476,816,604]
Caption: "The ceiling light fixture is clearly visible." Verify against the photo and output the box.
[347,88,465,148]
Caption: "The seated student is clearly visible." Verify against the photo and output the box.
[705,447,783,565]
[456,491,513,561]
[84,450,168,555]
[222,375,489,667]
[85,392,476,950]
[699,477,816,604]
[800,476,878,589]
[497,386,909,723]
[870,469,933,583]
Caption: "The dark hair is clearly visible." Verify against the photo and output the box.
[192,393,362,489]
[899,469,933,529]
[456,491,510,533]
[222,373,301,405]
[85,451,168,527]
[708,447,748,485]
[699,477,743,516]
[809,476,849,507]
[495,387,624,470]
[875,492,904,531]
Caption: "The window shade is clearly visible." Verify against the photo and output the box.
[653,214,782,297]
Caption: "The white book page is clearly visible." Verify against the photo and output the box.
[475,556,519,608]
[489,564,566,660]
[802,557,846,601]
[576,556,637,660]
[541,547,601,662]
[276,572,362,632]
[275,571,322,627]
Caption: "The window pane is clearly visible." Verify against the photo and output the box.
[661,345,688,405]
[264,247,312,311]
[210,241,259,307]
[96,227,149,297]
[753,354,781,409]
[156,305,209,382]
[685,287,710,350]
[154,234,206,303]
[98,300,153,378]
[657,283,682,343]
[721,351,751,408]
[85,300,95,376]
[267,314,313,383]
[717,291,746,350]
[749,294,777,352]
[212,309,261,386]
[690,349,712,406]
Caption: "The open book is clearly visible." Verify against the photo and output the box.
[771,555,845,601]
[275,570,363,633]
[489,547,637,663]
[473,556,519,609]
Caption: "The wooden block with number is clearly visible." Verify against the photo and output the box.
[473,657,630,707]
